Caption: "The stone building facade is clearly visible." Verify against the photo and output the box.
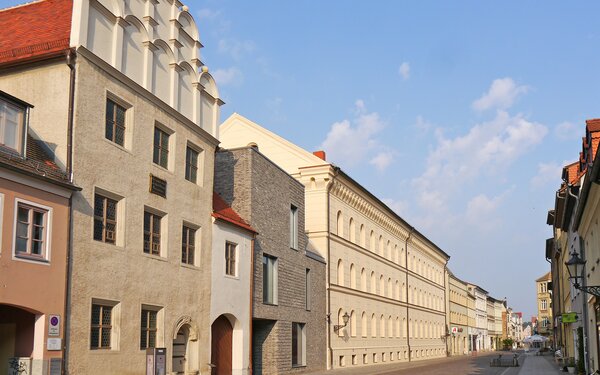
[447,271,469,356]
[0,0,222,373]
[536,272,553,338]
[219,114,450,370]
[214,147,327,375]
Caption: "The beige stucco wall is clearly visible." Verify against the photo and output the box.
[63,54,217,374]
[448,274,469,355]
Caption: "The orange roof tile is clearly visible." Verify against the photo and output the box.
[0,0,72,65]
[587,119,600,133]
[212,192,256,233]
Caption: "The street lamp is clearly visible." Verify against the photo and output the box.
[565,250,600,297]
[334,312,350,333]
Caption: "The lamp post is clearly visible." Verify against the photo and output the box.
[565,250,600,297]
[334,312,350,333]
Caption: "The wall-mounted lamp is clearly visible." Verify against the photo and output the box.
[565,250,600,297]
[334,312,350,333]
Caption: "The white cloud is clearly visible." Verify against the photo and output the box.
[398,62,410,80]
[370,151,395,172]
[218,38,255,60]
[197,8,220,20]
[412,111,547,224]
[382,198,408,216]
[530,162,563,189]
[554,121,580,140]
[320,101,385,168]
[414,115,433,133]
[212,67,243,86]
[465,191,510,231]
[472,78,530,112]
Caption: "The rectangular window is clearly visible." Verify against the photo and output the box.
[181,225,195,265]
[290,205,298,249]
[185,146,199,183]
[292,322,306,367]
[144,211,161,256]
[305,269,311,311]
[263,255,278,305]
[0,96,26,155]
[93,194,117,244]
[91,304,112,349]
[140,309,157,349]
[105,99,126,146]
[15,202,48,259]
[153,127,169,168]
[225,242,237,276]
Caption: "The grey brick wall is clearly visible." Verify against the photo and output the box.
[215,147,326,374]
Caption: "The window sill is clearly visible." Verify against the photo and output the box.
[224,274,239,280]
[292,364,306,368]
[180,263,201,271]
[102,137,131,155]
[141,253,167,262]
[13,254,50,265]
[151,163,174,176]
[262,302,278,306]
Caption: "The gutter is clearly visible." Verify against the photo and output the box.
[62,48,77,375]
[574,150,600,231]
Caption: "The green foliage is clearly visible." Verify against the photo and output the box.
[501,338,514,349]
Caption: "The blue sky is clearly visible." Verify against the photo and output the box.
[3,0,598,319]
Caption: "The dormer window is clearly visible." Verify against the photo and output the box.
[0,93,29,156]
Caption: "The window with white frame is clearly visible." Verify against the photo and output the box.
[0,94,27,155]
[225,242,237,277]
[290,205,298,249]
[263,254,278,304]
[14,201,50,260]
[292,322,306,367]
[541,299,547,310]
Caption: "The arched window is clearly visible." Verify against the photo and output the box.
[401,283,405,301]
[380,315,385,337]
[336,211,343,238]
[371,314,377,337]
[360,268,367,291]
[379,236,384,256]
[379,275,385,296]
[350,310,356,337]
[395,280,400,300]
[401,247,405,267]
[396,317,400,338]
[337,259,344,286]
[393,245,398,263]
[387,278,392,298]
[350,264,356,289]
[349,218,356,243]
[387,240,391,259]
[403,318,407,338]
[409,319,413,338]
[337,309,345,337]
[360,224,366,247]
[370,272,376,294]
[388,316,393,337]
[370,231,375,252]
[361,312,367,337]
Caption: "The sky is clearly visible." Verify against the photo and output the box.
[3,0,599,319]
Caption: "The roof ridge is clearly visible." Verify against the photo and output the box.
[0,0,44,13]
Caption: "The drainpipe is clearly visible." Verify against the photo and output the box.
[62,48,76,375]
[326,172,334,370]
[405,228,414,362]
[249,236,255,374]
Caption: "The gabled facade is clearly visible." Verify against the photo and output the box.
[0,91,78,375]
[219,113,450,370]
[0,0,223,373]
[536,271,553,339]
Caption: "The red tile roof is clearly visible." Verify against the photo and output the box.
[212,192,256,233]
[587,119,600,133]
[0,0,73,65]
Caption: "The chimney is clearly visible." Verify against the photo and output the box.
[313,150,326,161]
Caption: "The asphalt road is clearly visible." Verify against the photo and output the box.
[376,352,526,375]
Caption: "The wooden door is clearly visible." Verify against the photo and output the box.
[211,316,233,375]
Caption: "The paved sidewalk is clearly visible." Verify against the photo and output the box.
[518,352,564,375]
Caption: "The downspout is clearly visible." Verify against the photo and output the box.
[405,228,414,362]
[62,49,76,375]
[326,172,335,370]
[249,235,255,374]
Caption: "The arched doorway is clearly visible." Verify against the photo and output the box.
[0,304,40,375]
[171,317,199,375]
[211,315,233,375]
[172,326,189,374]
